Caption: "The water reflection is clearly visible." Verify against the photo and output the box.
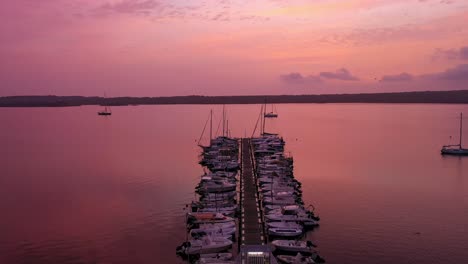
[0,104,467,264]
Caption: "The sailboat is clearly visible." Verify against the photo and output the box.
[441,113,468,155]
[264,102,278,118]
[98,93,112,116]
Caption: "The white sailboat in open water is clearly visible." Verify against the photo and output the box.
[98,93,112,116]
[441,112,468,155]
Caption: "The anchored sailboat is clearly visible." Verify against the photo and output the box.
[264,101,278,118]
[98,93,112,116]
[441,112,468,155]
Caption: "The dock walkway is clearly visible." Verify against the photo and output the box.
[239,138,265,246]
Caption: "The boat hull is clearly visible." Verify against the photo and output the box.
[441,148,468,155]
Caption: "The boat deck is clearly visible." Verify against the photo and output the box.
[239,138,266,246]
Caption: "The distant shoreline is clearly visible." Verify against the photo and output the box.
[1,90,468,107]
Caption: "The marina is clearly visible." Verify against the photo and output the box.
[176,108,324,263]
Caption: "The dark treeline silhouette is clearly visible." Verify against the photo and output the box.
[1,90,468,107]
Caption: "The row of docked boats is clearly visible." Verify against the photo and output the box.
[252,134,325,263]
[176,136,240,263]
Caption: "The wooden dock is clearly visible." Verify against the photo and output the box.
[239,138,265,246]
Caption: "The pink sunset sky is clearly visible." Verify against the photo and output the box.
[1,0,467,96]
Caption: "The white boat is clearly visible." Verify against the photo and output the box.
[187,213,235,224]
[190,231,232,241]
[197,222,235,230]
[271,240,316,253]
[197,207,237,216]
[263,196,297,205]
[197,253,234,264]
[267,221,303,229]
[211,161,239,171]
[261,187,298,194]
[266,214,319,227]
[191,226,236,237]
[276,253,316,264]
[267,205,308,216]
[268,227,303,237]
[197,181,237,193]
[263,102,278,118]
[202,190,237,200]
[441,113,468,155]
[194,200,236,209]
[97,92,112,116]
[176,236,233,255]
[263,190,297,198]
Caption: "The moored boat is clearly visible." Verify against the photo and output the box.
[176,236,233,256]
[277,252,325,264]
[187,213,235,224]
[271,240,317,254]
[268,227,303,237]
[441,112,468,155]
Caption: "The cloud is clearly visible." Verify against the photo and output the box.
[280,68,360,85]
[319,68,359,81]
[96,0,161,15]
[280,72,304,83]
[419,64,468,81]
[380,72,414,82]
[432,46,468,61]
[460,47,468,60]
[280,73,322,84]
[435,64,468,80]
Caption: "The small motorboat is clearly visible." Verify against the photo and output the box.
[201,190,237,200]
[187,213,235,224]
[190,231,232,241]
[268,227,303,237]
[176,236,233,256]
[197,181,237,193]
[276,252,325,263]
[263,196,297,205]
[196,205,237,216]
[196,253,234,264]
[267,221,303,229]
[196,222,236,230]
[271,240,317,254]
[191,226,236,237]
[266,214,319,227]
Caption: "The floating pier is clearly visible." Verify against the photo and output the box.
[237,138,277,263]
[239,138,265,246]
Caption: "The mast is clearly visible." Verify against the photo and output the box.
[222,105,225,137]
[259,104,263,136]
[460,112,463,148]
[226,120,229,138]
[210,109,213,142]
[262,100,266,135]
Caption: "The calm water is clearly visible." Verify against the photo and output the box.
[1,104,468,264]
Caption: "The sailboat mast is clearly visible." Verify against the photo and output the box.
[460,112,463,148]
[259,104,263,136]
[262,100,266,135]
[210,109,213,142]
[222,105,225,137]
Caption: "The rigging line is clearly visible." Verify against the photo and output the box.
[197,111,211,145]
[215,111,222,137]
[251,104,264,138]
